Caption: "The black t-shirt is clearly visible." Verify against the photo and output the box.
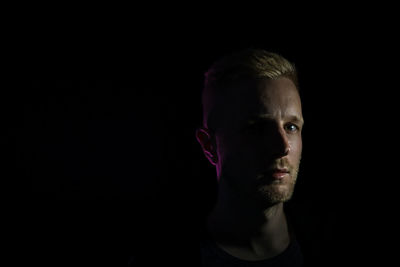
[128,239,303,267]
[200,238,303,267]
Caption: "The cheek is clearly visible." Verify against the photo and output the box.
[290,138,302,160]
[217,135,257,167]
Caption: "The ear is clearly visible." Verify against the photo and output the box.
[195,127,218,166]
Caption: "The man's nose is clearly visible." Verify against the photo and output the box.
[269,126,290,158]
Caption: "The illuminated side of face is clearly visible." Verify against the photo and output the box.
[212,77,304,206]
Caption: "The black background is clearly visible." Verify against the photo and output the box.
[4,21,396,266]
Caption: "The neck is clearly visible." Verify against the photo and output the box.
[207,187,291,260]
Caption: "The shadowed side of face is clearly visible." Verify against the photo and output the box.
[212,77,304,206]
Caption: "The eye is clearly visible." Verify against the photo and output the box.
[284,123,299,133]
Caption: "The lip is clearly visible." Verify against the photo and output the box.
[270,171,289,179]
[268,168,289,180]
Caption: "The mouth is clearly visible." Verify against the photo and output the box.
[270,170,289,180]
[262,168,290,181]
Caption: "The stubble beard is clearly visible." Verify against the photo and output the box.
[219,158,301,208]
[257,161,300,206]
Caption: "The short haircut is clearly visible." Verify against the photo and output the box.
[202,48,298,130]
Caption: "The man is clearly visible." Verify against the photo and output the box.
[196,48,304,266]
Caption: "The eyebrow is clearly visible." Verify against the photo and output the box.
[250,114,304,125]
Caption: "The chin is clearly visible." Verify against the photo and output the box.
[258,184,293,204]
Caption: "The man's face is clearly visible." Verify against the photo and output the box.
[214,77,304,206]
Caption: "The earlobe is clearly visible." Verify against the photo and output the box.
[206,152,219,166]
[209,154,218,165]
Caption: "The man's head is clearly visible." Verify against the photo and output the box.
[196,49,304,207]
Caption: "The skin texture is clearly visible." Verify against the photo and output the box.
[196,77,304,260]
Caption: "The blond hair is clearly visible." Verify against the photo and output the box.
[202,49,298,130]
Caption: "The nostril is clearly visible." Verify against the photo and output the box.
[270,140,290,159]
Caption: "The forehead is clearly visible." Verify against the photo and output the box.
[221,77,302,123]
